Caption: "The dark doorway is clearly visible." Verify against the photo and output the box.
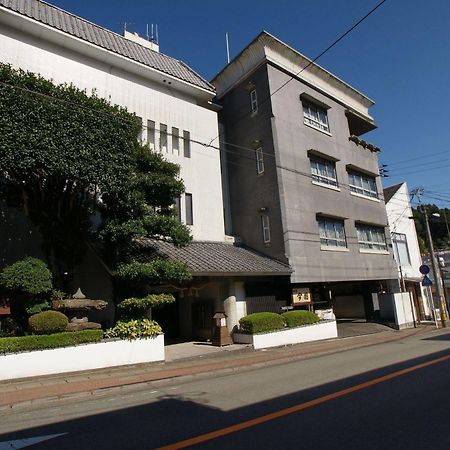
[152,294,180,339]
[192,300,213,341]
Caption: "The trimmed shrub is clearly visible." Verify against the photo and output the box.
[0,257,52,295]
[0,330,103,354]
[105,319,162,340]
[239,312,285,335]
[282,310,320,328]
[28,311,69,335]
[117,294,175,320]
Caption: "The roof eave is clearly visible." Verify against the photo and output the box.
[212,30,374,117]
[189,271,292,277]
[0,5,215,99]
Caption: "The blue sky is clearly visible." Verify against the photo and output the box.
[49,0,450,207]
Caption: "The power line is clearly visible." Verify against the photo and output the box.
[383,149,450,167]
[208,0,388,145]
[0,78,391,200]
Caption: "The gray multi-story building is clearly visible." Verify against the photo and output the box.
[212,32,399,320]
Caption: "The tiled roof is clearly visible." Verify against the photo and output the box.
[0,0,215,92]
[134,238,292,277]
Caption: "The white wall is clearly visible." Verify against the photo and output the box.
[385,183,432,317]
[233,320,338,349]
[0,14,225,242]
[0,336,164,381]
[378,292,416,329]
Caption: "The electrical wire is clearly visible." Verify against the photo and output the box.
[0,79,391,200]
[208,0,388,145]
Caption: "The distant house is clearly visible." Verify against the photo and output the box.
[384,182,433,320]
[212,31,400,321]
[0,0,291,339]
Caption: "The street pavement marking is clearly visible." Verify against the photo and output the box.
[156,354,450,450]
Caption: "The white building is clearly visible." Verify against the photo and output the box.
[384,182,433,320]
[0,0,225,242]
[0,0,292,339]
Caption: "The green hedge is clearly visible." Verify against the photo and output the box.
[239,312,285,334]
[239,310,322,334]
[0,330,103,354]
[282,310,320,328]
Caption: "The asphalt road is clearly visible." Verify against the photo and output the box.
[1,328,449,450]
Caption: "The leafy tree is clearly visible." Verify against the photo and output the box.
[412,204,450,251]
[0,64,192,306]
[0,257,52,321]
[0,257,52,295]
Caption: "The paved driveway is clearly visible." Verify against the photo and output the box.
[336,319,395,338]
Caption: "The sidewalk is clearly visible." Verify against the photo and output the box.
[0,326,435,410]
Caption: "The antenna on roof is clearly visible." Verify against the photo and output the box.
[156,24,159,45]
[225,32,230,64]
[119,22,134,35]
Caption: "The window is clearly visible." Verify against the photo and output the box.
[255,147,264,174]
[310,158,337,187]
[303,102,329,132]
[185,193,193,225]
[392,232,411,266]
[261,215,270,243]
[348,171,378,199]
[318,217,347,248]
[159,123,168,152]
[183,130,191,158]
[136,116,143,143]
[250,89,258,114]
[173,197,181,222]
[172,127,180,155]
[356,224,387,251]
[147,120,156,150]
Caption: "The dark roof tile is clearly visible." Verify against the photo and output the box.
[134,239,292,277]
[0,0,214,92]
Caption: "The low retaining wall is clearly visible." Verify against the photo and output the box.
[233,320,338,350]
[0,335,164,381]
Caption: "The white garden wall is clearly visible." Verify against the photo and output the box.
[0,336,164,381]
[233,320,338,350]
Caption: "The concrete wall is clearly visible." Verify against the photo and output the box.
[0,336,164,380]
[0,12,225,242]
[379,292,416,329]
[233,320,338,349]
[219,65,287,262]
[267,65,398,284]
[216,58,398,285]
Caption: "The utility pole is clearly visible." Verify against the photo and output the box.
[423,206,447,327]
[444,212,450,244]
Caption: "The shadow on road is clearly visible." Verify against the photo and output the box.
[422,333,450,341]
[1,349,449,449]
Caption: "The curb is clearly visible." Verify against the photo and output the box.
[0,327,433,410]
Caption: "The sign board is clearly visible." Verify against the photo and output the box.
[292,287,312,305]
[422,275,433,287]
[435,308,441,321]
[419,265,430,275]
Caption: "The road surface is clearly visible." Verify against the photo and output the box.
[1,328,449,449]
